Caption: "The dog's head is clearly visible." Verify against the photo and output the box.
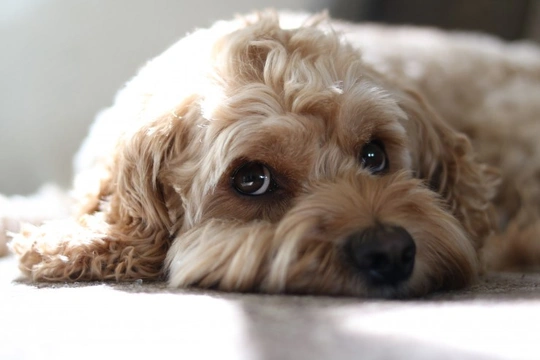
[101,12,498,297]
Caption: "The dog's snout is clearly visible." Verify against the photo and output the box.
[345,225,416,285]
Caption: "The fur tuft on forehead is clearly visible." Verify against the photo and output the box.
[204,13,365,120]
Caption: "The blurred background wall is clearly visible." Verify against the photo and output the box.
[1,0,539,195]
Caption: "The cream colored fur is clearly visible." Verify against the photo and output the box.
[4,11,540,297]
[0,185,70,257]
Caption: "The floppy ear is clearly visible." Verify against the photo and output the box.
[107,110,187,237]
[398,89,499,248]
[13,108,190,281]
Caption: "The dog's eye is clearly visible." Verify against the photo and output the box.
[232,162,274,196]
[360,141,388,174]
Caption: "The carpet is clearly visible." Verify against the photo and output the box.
[1,255,540,360]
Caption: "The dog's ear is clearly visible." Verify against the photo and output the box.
[398,89,499,248]
[107,110,188,237]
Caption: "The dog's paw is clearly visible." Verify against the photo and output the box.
[0,185,72,259]
[11,213,164,282]
[11,217,108,281]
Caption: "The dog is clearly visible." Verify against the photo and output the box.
[5,11,540,298]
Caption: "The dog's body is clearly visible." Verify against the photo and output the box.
[5,12,540,297]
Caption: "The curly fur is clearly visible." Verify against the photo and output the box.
[7,11,540,297]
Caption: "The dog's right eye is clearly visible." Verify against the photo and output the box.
[360,141,388,174]
[232,162,275,196]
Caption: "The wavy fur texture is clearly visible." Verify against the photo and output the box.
[7,11,540,297]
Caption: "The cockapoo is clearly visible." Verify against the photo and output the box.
[4,11,540,298]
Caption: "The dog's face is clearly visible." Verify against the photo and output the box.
[106,14,497,297]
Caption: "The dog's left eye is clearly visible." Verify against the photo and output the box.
[232,162,275,196]
[360,141,388,174]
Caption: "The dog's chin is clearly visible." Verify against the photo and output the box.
[165,173,479,298]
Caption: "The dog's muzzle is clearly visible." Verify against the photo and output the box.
[345,224,416,286]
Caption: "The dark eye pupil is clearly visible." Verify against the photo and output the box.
[361,142,387,174]
[232,162,271,195]
[237,165,264,191]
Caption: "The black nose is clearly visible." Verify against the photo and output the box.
[345,225,416,285]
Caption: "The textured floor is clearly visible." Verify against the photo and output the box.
[2,255,540,360]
